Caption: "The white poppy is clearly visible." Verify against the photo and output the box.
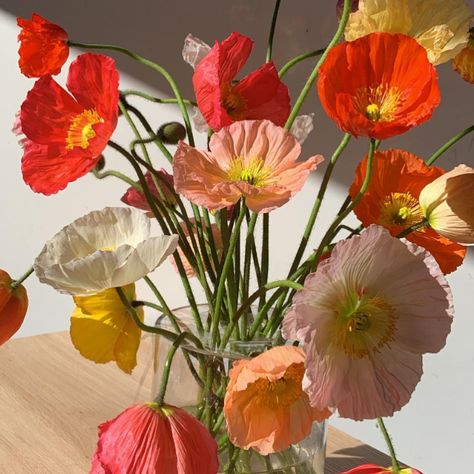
[34,207,178,295]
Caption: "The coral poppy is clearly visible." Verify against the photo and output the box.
[90,402,218,474]
[283,225,453,421]
[19,53,119,194]
[224,346,331,455]
[170,218,223,278]
[350,149,466,274]
[34,207,178,295]
[419,165,474,244]
[317,33,440,140]
[340,464,422,474]
[71,283,142,374]
[121,169,176,213]
[344,0,473,65]
[0,269,28,346]
[173,120,323,213]
[453,28,474,84]
[192,32,291,131]
[17,13,69,77]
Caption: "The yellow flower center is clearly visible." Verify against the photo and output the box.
[334,295,397,358]
[378,192,424,228]
[354,84,403,122]
[249,363,305,408]
[221,83,247,119]
[227,156,271,187]
[66,108,104,151]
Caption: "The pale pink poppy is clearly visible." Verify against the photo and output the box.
[90,403,218,474]
[224,346,331,455]
[173,120,323,213]
[283,225,453,421]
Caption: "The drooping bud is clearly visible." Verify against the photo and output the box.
[157,121,187,145]
[92,155,106,172]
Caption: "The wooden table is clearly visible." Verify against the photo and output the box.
[0,332,391,473]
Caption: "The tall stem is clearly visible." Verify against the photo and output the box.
[278,48,325,78]
[266,0,282,62]
[377,417,401,473]
[426,124,474,166]
[284,0,352,130]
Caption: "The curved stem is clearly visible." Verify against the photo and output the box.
[377,417,401,473]
[278,48,326,78]
[11,266,34,289]
[92,168,137,187]
[266,0,282,62]
[426,124,474,166]
[68,40,195,146]
[284,0,352,130]
[121,89,197,106]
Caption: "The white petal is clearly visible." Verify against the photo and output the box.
[182,34,211,69]
[290,114,315,144]
[191,106,210,133]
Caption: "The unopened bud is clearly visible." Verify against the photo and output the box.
[157,122,187,145]
[93,155,106,172]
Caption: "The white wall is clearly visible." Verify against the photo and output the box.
[0,2,473,472]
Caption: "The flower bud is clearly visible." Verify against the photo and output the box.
[0,269,28,345]
[157,122,187,145]
[419,164,474,244]
[93,155,106,172]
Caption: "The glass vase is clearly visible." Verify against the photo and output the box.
[151,304,327,474]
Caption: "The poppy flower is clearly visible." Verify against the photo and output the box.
[121,169,177,213]
[340,464,422,474]
[283,225,453,421]
[419,165,474,244]
[0,269,28,346]
[19,53,119,194]
[192,32,291,131]
[90,403,218,474]
[71,283,142,374]
[453,28,474,84]
[173,120,323,213]
[317,33,440,140]
[17,13,69,77]
[224,346,331,455]
[350,149,466,274]
[34,207,178,295]
[344,0,472,65]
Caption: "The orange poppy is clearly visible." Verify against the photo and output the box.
[349,149,466,274]
[224,346,330,455]
[17,13,69,78]
[318,33,440,139]
[453,28,474,84]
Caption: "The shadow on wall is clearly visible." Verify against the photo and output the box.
[2,0,474,188]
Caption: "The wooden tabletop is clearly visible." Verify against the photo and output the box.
[0,332,391,473]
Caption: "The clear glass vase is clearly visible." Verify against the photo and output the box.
[151,305,327,474]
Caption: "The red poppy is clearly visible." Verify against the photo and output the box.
[350,149,466,274]
[19,53,119,195]
[340,464,422,474]
[17,13,69,78]
[318,33,440,139]
[192,32,291,131]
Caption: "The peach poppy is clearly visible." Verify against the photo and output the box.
[90,403,218,474]
[224,345,331,455]
[283,225,453,421]
[0,269,28,346]
[192,32,291,131]
[17,13,69,78]
[317,33,440,139]
[419,165,474,244]
[453,28,474,84]
[340,464,422,474]
[173,120,323,213]
[350,149,466,274]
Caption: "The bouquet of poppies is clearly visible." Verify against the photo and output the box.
[2,0,474,473]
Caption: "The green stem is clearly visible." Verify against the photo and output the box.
[283,0,352,130]
[377,417,401,473]
[68,40,195,146]
[92,168,137,187]
[266,0,282,62]
[259,213,270,310]
[212,204,247,346]
[278,48,326,78]
[121,89,197,106]
[155,332,188,406]
[131,300,164,313]
[426,125,474,166]
[11,266,34,289]
[396,219,429,238]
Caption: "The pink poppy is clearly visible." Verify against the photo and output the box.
[173,120,323,213]
[90,403,218,474]
[283,225,453,421]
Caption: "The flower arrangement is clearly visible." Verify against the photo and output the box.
[2,1,474,473]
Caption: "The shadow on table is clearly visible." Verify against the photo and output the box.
[326,445,392,473]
